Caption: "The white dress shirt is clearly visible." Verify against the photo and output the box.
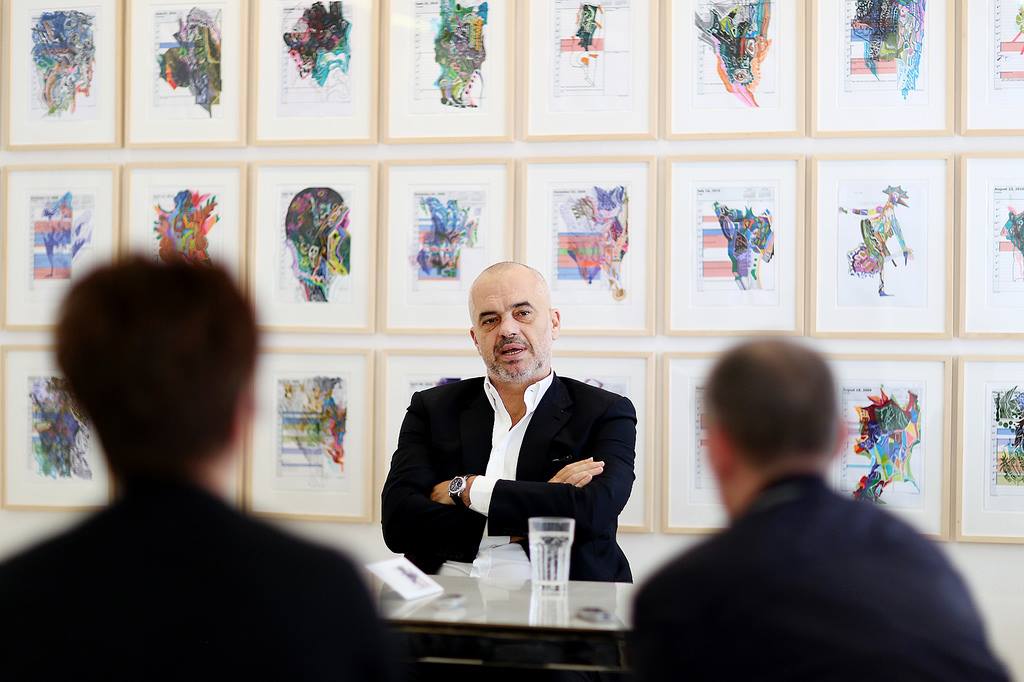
[438,371,555,580]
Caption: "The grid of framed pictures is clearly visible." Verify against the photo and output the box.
[247,349,374,522]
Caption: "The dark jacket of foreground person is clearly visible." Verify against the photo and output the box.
[382,375,636,582]
[631,475,1010,682]
[0,479,397,682]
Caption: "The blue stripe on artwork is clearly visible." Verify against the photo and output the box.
[34,254,71,269]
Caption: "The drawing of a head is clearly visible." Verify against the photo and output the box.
[283,1,352,86]
[416,197,477,280]
[284,187,351,303]
[713,202,774,290]
[154,190,218,267]
[158,8,222,115]
[31,10,96,115]
[434,0,488,107]
[883,185,910,207]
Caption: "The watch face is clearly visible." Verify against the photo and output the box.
[449,477,465,496]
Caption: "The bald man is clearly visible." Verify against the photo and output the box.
[382,262,635,582]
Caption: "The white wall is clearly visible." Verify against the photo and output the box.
[1,113,1023,680]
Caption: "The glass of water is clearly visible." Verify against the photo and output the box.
[528,517,575,592]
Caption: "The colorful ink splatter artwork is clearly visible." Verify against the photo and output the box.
[560,3,604,88]
[553,185,630,301]
[694,1,772,107]
[283,1,351,86]
[153,189,219,266]
[711,202,774,290]
[434,0,488,107]
[158,7,223,115]
[848,386,922,503]
[847,0,926,100]
[277,376,347,481]
[994,386,1024,487]
[31,10,96,116]
[32,192,94,282]
[413,193,482,281]
[839,184,914,298]
[1004,206,1024,263]
[284,187,351,303]
[29,377,92,481]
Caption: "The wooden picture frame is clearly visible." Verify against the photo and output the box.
[663,0,805,139]
[2,0,123,149]
[381,0,514,143]
[663,154,805,336]
[247,348,375,523]
[522,0,657,141]
[959,152,1024,338]
[518,156,657,336]
[251,0,378,145]
[380,158,514,335]
[1,345,112,511]
[2,164,121,330]
[249,160,377,333]
[956,356,1024,544]
[661,352,724,534]
[555,350,656,533]
[810,0,954,137]
[960,0,1024,136]
[375,349,482,519]
[810,153,953,339]
[126,0,248,147]
[123,162,247,281]
[827,353,953,540]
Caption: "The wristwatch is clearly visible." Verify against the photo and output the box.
[448,476,468,508]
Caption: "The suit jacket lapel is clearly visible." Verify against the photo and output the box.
[460,390,494,475]
[516,376,573,482]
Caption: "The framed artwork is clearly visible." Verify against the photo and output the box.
[124,163,246,279]
[519,157,655,335]
[382,159,513,334]
[810,154,952,338]
[961,0,1024,135]
[247,349,373,522]
[665,155,804,335]
[2,0,122,149]
[377,349,483,517]
[957,357,1024,543]
[126,0,247,147]
[811,0,953,137]
[827,355,951,538]
[2,165,119,330]
[665,0,805,139]
[960,154,1024,338]
[553,351,654,532]
[523,0,656,140]
[382,0,513,143]
[252,0,378,145]
[250,161,375,332]
[662,353,725,533]
[2,346,111,510]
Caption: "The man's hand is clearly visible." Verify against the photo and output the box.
[430,480,454,505]
[549,457,605,487]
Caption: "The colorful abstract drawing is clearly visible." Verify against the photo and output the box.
[849,0,926,99]
[694,1,772,107]
[29,377,91,481]
[31,10,96,115]
[433,0,488,107]
[277,376,347,477]
[283,1,352,86]
[575,3,602,50]
[33,192,93,281]
[158,7,222,115]
[415,196,479,280]
[851,387,921,503]
[559,3,604,86]
[994,387,1024,486]
[1004,207,1024,262]
[712,202,774,290]
[556,185,630,300]
[284,187,351,303]
[153,190,218,266]
[839,185,913,297]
